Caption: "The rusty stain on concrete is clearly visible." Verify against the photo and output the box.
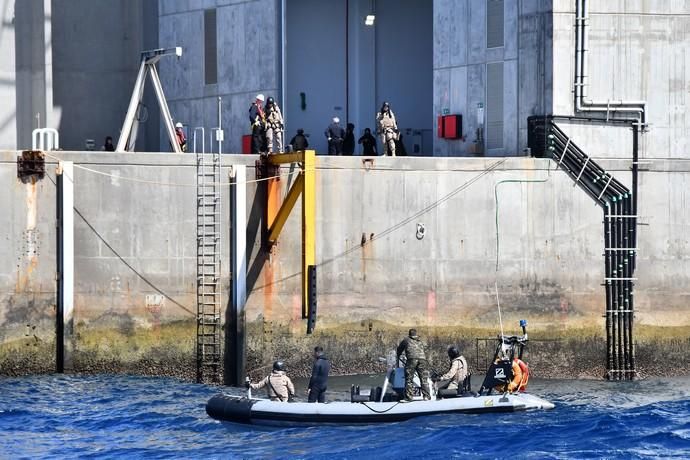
[15,182,40,294]
[426,290,436,325]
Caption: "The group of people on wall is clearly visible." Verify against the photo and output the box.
[247,94,406,156]
[170,94,408,156]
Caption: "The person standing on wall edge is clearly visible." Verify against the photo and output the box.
[325,117,344,155]
[265,96,284,154]
[343,123,355,155]
[307,346,331,403]
[290,129,309,151]
[358,128,377,156]
[102,136,115,152]
[376,102,398,156]
[249,94,267,154]
[396,328,431,402]
[175,122,187,152]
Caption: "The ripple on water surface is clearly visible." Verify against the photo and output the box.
[1,374,689,459]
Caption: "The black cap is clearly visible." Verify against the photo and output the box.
[273,360,285,371]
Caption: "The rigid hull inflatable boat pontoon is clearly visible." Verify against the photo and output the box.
[206,320,555,426]
[206,391,554,426]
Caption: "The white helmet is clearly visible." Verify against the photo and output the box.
[333,116,340,123]
[256,93,265,102]
[175,122,183,128]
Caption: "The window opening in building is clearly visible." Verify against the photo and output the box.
[486,0,504,49]
[486,62,504,150]
[204,9,218,85]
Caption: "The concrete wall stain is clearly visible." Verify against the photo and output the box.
[2,154,689,378]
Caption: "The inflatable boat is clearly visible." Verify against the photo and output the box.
[206,391,554,426]
[206,320,555,426]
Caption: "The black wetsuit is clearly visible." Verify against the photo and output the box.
[308,354,331,403]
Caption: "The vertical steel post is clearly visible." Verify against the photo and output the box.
[620,198,628,378]
[225,165,247,386]
[302,150,316,319]
[630,125,639,378]
[306,265,317,334]
[615,199,623,379]
[604,206,613,378]
[55,161,74,372]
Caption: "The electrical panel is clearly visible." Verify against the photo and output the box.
[437,114,462,139]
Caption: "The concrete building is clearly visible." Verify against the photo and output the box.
[156,0,689,159]
[1,1,689,379]
[3,1,688,159]
[0,0,159,152]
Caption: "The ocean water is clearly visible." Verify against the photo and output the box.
[1,374,688,459]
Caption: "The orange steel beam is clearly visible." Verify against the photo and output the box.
[267,174,304,245]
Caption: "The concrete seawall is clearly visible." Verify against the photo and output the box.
[1,151,688,379]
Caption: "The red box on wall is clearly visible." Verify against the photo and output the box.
[242,134,252,154]
[443,114,462,139]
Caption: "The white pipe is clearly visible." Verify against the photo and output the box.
[573,0,646,125]
[217,96,223,154]
[57,161,74,371]
[193,127,205,154]
[580,0,588,101]
[116,59,147,152]
[281,0,287,127]
[574,0,580,107]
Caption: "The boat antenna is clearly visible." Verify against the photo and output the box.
[494,280,505,340]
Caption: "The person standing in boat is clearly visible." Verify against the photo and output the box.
[249,360,295,402]
[307,346,331,403]
[434,345,468,392]
[396,329,431,402]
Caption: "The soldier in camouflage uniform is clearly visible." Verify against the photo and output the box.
[265,96,284,154]
[396,328,431,401]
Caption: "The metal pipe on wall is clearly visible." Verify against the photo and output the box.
[604,209,613,375]
[545,117,637,380]
[573,0,646,126]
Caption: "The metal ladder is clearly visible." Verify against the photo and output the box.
[196,148,221,384]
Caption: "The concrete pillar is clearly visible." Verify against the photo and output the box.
[225,165,247,386]
[15,0,55,149]
[56,161,74,372]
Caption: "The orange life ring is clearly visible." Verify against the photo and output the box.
[507,360,522,392]
[514,358,529,392]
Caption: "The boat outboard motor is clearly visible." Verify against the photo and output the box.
[478,320,529,395]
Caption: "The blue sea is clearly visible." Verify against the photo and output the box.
[1,374,688,459]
